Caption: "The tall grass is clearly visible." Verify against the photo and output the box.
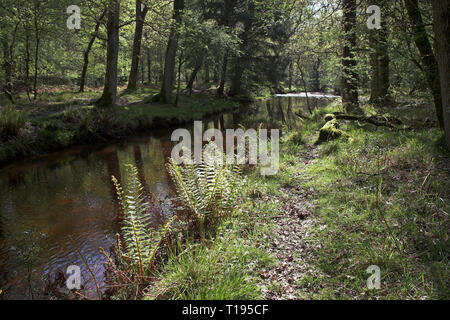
[0,105,27,141]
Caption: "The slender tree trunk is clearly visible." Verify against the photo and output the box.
[141,55,145,84]
[216,51,228,96]
[369,29,380,102]
[159,0,184,104]
[2,40,12,84]
[25,26,31,101]
[147,46,152,85]
[187,54,205,95]
[213,63,219,83]
[33,1,40,100]
[174,50,183,107]
[288,61,293,92]
[229,0,255,98]
[405,0,443,127]
[127,0,148,91]
[204,59,210,83]
[216,0,234,97]
[369,25,390,106]
[80,8,106,92]
[96,0,120,108]
[341,0,360,113]
[432,0,450,149]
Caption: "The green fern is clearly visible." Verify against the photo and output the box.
[112,165,176,279]
[166,142,243,239]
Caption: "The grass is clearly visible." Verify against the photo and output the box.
[142,170,279,300]
[145,100,449,300]
[269,102,449,299]
[0,104,28,141]
[296,126,449,299]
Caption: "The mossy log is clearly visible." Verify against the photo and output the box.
[330,112,403,128]
[315,119,347,145]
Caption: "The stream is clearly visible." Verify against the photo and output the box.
[0,94,337,299]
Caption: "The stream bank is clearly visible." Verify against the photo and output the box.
[0,91,239,168]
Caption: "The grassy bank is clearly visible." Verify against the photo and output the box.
[0,86,238,167]
[145,100,449,300]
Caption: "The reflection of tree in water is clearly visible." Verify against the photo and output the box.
[277,98,287,125]
[98,147,122,231]
[286,97,297,127]
[266,100,273,121]
[133,145,165,225]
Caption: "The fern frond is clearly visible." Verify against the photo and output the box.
[166,142,243,239]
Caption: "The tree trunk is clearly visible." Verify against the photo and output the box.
[312,58,321,92]
[405,0,443,128]
[96,0,120,108]
[174,50,183,107]
[431,0,450,149]
[159,0,184,104]
[204,59,210,83]
[187,54,205,95]
[2,39,14,103]
[341,0,360,113]
[127,0,148,91]
[25,26,31,101]
[80,8,106,92]
[369,1,390,107]
[147,46,152,85]
[216,51,228,97]
[33,1,40,100]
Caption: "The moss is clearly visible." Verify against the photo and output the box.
[315,119,347,145]
[324,113,336,122]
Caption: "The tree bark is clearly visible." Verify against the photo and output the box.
[187,54,205,95]
[216,51,228,97]
[204,59,210,83]
[80,8,106,93]
[341,0,360,113]
[146,46,152,84]
[229,1,254,98]
[96,0,120,108]
[405,0,443,128]
[369,8,390,106]
[25,26,31,101]
[127,0,148,91]
[159,0,184,104]
[33,1,40,100]
[431,0,450,149]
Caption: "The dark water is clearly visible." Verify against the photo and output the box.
[0,95,336,299]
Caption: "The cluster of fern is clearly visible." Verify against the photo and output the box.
[106,165,176,285]
[166,142,244,239]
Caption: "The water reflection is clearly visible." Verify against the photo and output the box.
[0,95,336,299]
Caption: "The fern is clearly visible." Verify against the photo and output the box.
[166,142,243,239]
[112,165,176,279]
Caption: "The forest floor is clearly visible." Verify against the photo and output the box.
[146,100,449,300]
[256,101,449,299]
[0,85,238,167]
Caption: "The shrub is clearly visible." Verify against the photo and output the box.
[0,105,27,141]
[166,143,244,239]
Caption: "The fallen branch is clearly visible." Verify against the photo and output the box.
[331,112,404,128]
